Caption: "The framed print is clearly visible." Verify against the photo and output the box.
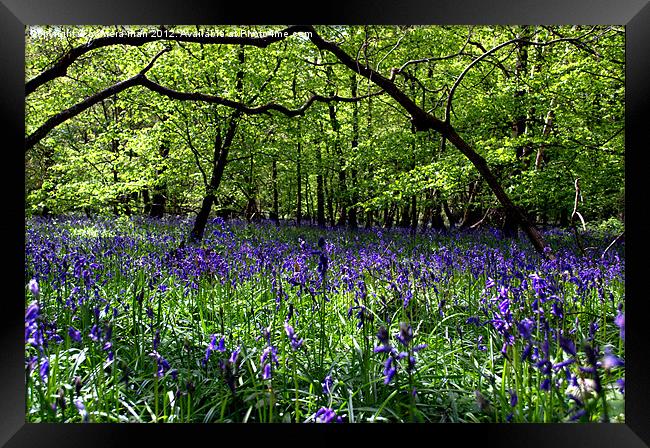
[4,0,649,446]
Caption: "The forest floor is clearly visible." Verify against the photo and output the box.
[24,216,625,423]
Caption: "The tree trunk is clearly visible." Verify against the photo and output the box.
[348,74,359,229]
[150,142,170,218]
[271,159,279,224]
[316,143,326,227]
[296,140,302,226]
[410,195,418,232]
[443,200,457,228]
[189,46,244,243]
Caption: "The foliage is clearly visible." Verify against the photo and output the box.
[25,217,625,423]
[25,25,624,229]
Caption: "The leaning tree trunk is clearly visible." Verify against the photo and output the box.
[188,46,245,243]
[188,113,240,243]
[306,27,552,258]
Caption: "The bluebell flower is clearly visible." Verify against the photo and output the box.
[89,325,101,342]
[204,334,226,366]
[395,322,413,347]
[260,344,279,380]
[284,323,304,350]
[517,318,534,340]
[509,389,518,407]
[314,407,342,423]
[229,346,241,364]
[28,279,40,298]
[376,326,390,346]
[149,350,171,377]
[559,335,577,357]
[68,327,81,343]
[39,358,49,382]
[569,409,587,421]
[601,347,624,370]
[322,375,333,394]
[614,312,625,341]
[540,378,551,391]
[153,330,160,351]
[74,398,89,423]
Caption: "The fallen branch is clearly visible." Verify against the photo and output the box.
[601,231,625,259]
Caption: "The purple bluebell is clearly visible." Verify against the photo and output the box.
[39,358,49,382]
[322,375,333,394]
[601,347,624,370]
[229,346,241,364]
[203,334,226,366]
[314,407,342,423]
[615,312,625,341]
[284,323,304,350]
[260,344,279,380]
[89,325,101,342]
[28,279,40,298]
[68,327,81,343]
[517,318,534,340]
[395,322,413,347]
[559,335,577,357]
[509,389,518,407]
[74,398,89,423]
[149,350,171,377]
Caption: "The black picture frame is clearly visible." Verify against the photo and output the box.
[3,0,649,446]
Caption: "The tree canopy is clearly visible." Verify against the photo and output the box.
[25,25,625,249]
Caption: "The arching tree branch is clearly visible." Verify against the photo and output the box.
[303,25,553,258]
[26,25,311,96]
[25,64,384,151]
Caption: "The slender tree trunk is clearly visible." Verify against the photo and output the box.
[326,172,335,227]
[142,189,152,215]
[365,210,374,229]
[150,142,170,218]
[316,142,326,227]
[271,158,279,224]
[443,200,456,228]
[305,169,313,224]
[504,27,532,236]
[348,74,360,229]
[296,140,302,226]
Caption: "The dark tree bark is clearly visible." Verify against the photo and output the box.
[365,210,374,229]
[325,65,348,227]
[292,73,303,226]
[271,159,279,224]
[383,206,394,229]
[325,171,335,227]
[431,205,446,230]
[443,200,457,229]
[398,203,410,229]
[150,142,170,218]
[142,189,152,215]
[348,74,360,229]
[459,180,483,229]
[296,140,302,226]
[410,195,418,232]
[316,142,326,227]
